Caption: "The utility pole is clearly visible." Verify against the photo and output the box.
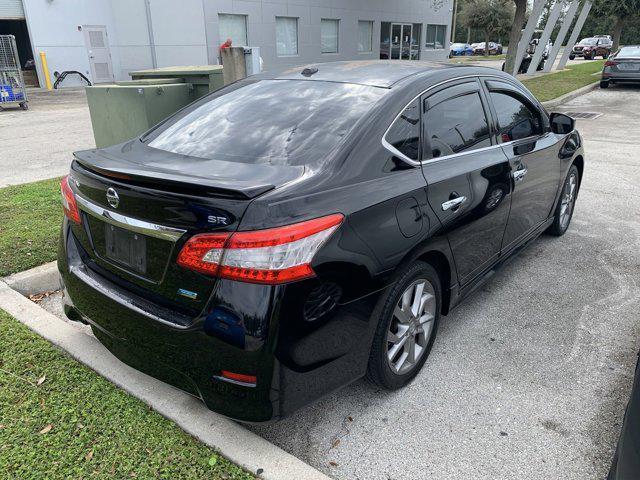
[451,0,459,43]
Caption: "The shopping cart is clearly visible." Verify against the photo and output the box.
[0,35,28,110]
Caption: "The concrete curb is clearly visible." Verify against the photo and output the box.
[0,281,331,480]
[541,81,600,109]
[2,261,60,296]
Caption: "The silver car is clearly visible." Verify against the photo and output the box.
[601,45,640,88]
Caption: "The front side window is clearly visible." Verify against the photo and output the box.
[218,14,248,46]
[276,17,298,56]
[425,24,447,49]
[490,92,542,142]
[357,20,373,52]
[423,93,491,158]
[385,99,420,161]
[147,80,385,166]
[321,19,339,54]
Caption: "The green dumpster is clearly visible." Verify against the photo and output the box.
[129,65,224,99]
[86,81,196,148]
[85,66,224,148]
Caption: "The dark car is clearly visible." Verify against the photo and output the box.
[608,351,640,479]
[58,61,584,423]
[473,41,503,55]
[601,45,640,88]
[571,37,612,60]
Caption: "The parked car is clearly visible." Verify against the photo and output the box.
[58,61,584,422]
[502,38,547,73]
[601,45,640,88]
[570,37,612,60]
[608,351,640,479]
[473,41,503,55]
[449,42,474,57]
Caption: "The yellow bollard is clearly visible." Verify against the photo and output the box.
[39,51,53,91]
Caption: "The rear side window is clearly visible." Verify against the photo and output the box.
[490,92,542,142]
[385,98,421,161]
[147,80,385,166]
[423,92,491,158]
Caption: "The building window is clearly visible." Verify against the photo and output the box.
[321,19,339,54]
[276,17,298,56]
[357,20,373,52]
[218,14,248,46]
[425,24,447,49]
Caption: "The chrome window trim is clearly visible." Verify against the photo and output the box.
[75,195,186,242]
[381,74,541,167]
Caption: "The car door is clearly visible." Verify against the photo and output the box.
[421,79,513,286]
[481,79,561,253]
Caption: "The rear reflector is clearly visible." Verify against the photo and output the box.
[61,175,81,224]
[177,214,344,284]
[219,370,257,387]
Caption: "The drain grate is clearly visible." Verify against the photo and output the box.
[564,111,603,119]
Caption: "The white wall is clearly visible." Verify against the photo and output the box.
[148,0,208,67]
[22,0,121,86]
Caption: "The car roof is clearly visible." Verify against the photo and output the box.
[273,60,455,88]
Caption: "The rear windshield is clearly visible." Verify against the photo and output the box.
[147,80,385,166]
[579,38,597,45]
[618,46,640,57]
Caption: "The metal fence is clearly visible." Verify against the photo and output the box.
[0,35,28,109]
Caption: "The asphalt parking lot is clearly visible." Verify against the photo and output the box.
[31,84,640,479]
[0,88,94,187]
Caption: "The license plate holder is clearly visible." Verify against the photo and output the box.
[618,63,639,71]
[104,224,147,274]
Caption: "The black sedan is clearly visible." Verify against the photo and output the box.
[601,46,640,88]
[58,61,584,422]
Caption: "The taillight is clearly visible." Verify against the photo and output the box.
[604,60,618,67]
[61,175,81,224]
[177,214,344,284]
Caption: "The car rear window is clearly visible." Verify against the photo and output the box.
[618,46,640,57]
[147,80,385,166]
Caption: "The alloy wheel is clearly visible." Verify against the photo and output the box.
[386,279,436,375]
[560,172,577,229]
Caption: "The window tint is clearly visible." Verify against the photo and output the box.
[385,99,420,160]
[490,92,541,142]
[423,92,491,158]
[147,80,385,166]
[618,46,640,57]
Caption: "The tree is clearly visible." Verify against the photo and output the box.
[504,0,528,73]
[460,0,514,56]
[592,0,640,51]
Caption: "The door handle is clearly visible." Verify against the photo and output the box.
[513,168,528,182]
[441,196,467,211]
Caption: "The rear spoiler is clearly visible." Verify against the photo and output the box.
[72,150,275,200]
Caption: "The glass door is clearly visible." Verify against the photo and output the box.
[400,24,412,60]
[390,23,402,59]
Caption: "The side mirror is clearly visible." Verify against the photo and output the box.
[550,113,575,134]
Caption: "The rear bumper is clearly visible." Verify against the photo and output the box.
[602,72,640,82]
[58,223,381,422]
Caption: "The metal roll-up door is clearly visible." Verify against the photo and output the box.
[0,0,25,20]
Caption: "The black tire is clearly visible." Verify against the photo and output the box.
[569,54,576,60]
[600,80,610,89]
[366,261,441,390]
[547,164,580,236]
[19,102,28,110]
[603,52,610,59]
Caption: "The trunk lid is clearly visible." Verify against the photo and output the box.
[68,141,305,314]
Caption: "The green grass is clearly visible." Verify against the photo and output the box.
[0,310,254,479]
[450,53,506,62]
[0,178,63,277]
[522,60,605,102]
